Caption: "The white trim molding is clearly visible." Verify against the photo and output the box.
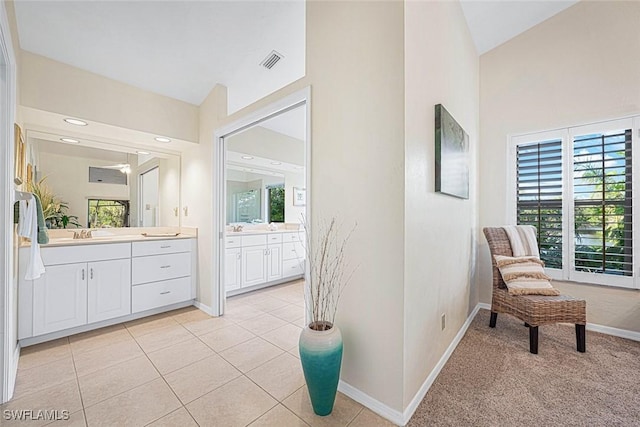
[193,300,214,316]
[586,322,640,342]
[0,0,16,403]
[400,303,484,425]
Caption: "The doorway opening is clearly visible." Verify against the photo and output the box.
[213,87,310,316]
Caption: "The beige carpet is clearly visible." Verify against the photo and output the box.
[408,309,640,426]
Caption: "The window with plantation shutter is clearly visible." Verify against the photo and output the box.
[510,117,639,290]
[516,139,563,269]
[573,129,632,276]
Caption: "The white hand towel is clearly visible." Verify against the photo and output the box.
[18,195,46,280]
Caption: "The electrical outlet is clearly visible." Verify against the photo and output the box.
[441,314,446,331]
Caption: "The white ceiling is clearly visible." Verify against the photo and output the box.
[13,0,577,111]
[460,1,578,54]
[14,1,305,108]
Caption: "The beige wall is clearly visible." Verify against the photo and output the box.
[181,84,227,309]
[478,1,640,331]
[403,0,479,406]
[19,52,199,142]
[185,1,407,412]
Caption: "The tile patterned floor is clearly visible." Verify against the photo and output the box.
[2,280,394,426]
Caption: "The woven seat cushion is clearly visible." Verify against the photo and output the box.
[494,255,560,296]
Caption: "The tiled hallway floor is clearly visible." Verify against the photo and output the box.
[2,280,393,426]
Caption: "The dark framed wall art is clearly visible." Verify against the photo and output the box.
[435,104,469,199]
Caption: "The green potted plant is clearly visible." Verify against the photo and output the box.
[299,217,356,416]
[28,177,80,229]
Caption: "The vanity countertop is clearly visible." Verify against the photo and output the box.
[21,232,196,248]
[18,226,199,248]
[226,229,302,236]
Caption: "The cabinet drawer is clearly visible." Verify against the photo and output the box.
[266,233,283,244]
[41,243,131,266]
[283,232,304,243]
[283,259,304,277]
[132,252,191,285]
[242,234,267,247]
[132,239,191,257]
[283,242,305,261]
[225,236,241,248]
[131,277,191,313]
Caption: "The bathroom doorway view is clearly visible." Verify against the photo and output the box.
[213,88,310,316]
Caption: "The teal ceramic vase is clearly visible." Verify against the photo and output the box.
[299,322,343,416]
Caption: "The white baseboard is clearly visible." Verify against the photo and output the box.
[338,380,404,426]
[6,345,19,402]
[400,303,482,425]
[477,302,491,310]
[586,322,640,342]
[193,300,214,316]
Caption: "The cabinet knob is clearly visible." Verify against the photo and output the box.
[82,269,85,280]
[160,245,171,249]
[160,265,171,269]
[160,291,171,295]
[90,268,94,279]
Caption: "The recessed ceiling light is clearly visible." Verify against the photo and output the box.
[60,138,79,143]
[136,150,150,155]
[154,137,171,143]
[64,118,88,126]
[241,156,254,160]
[270,161,282,165]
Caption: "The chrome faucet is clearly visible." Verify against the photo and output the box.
[73,229,93,239]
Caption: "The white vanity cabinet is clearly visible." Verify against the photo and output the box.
[33,263,88,336]
[19,237,196,344]
[242,245,268,287]
[266,234,283,282]
[25,243,132,338]
[225,236,242,291]
[131,240,193,313]
[225,248,242,291]
[226,230,304,295]
[87,259,131,323]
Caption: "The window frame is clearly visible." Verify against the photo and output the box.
[87,198,131,229]
[509,116,640,289]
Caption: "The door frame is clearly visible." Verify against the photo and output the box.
[212,87,311,316]
[0,1,17,403]
[138,165,160,227]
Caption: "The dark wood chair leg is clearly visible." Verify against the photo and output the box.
[576,324,586,353]
[529,326,538,354]
[524,322,530,327]
[489,312,497,328]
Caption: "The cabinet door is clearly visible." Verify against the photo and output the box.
[242,245,267,287]
[225,248,242,291]
[33,263,87,336]
[267,245,283,282]
[88,259,131,323]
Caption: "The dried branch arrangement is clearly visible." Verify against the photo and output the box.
[303,217,357,331]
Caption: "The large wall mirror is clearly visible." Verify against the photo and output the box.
[225,105,306,226]
[26,132,181,229]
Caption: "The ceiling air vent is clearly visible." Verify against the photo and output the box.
[260,50,284,70]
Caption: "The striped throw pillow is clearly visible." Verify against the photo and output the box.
[494,255,560,296]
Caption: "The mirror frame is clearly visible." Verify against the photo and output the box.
[212,86,311,317]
